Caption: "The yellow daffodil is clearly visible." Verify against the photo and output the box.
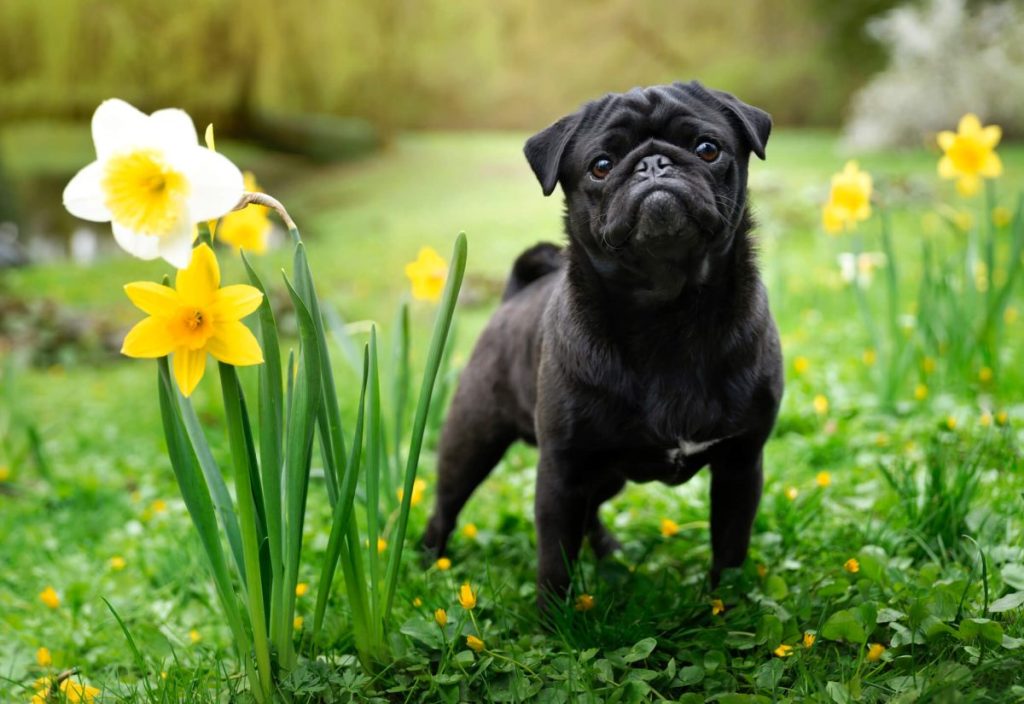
[843,558,860,574]
[31,677,54,704]
[462,523,479,539]
[39,586,60,609]
[938,114,1003,197]
[803,632,816,648]
[458,583,477,610]
[397,478,427,507]
[36,647,52,667]
[62,99,243,268]
[785,486,799,501]
[466,635,485,652]
[660,518,680,537]
[866,642,886,662]
[436,556,452,571]
[576,594,596,612]
[793,356,809,375]
[59,678,101,704]
[109,555,127,571]
[823,161,873,234]
[815,471,831,488]
[404,247,448,303]
[862,348,877,366]
[295,582,309,597]
[813,394,829,415]
[293,616,303,630]
[914,384,928,401]
[711,599,725,616]
[217,172,272,254]
[435,608,448,627]
[773,644,794,658]
[120,243,264,397]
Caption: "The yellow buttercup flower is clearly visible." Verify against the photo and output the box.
[434,608,448,626]
[813,394,829,415]
[938,114,1003,197]
[978,366,993,383]
[996,411,1008,426]
[862,348,877,366]
[217,172,272,254]
[39,586,60,609]
[151,498,168,514]
[793,356,809,375]
[914,383,929,401]
[773,644,794,658]
[711,599,725,616]
[295,582,309,597]
[980,411,993,427]
[458,583,477,610]
[466,635,485,652]
[412,596,423,607]
[109,555,127,571]
[866,643,886,662]
[803,632,816,648]
[823,161,873,234]
[377,537,388,554]
[575,593,596,612]
[844,558,860,574]
[62,99,244,269]
[59,678,100,703]
[815,471,831,488]
[293,616,303,630]
[404,247,448,303]
[946,415,958,430]
[397,478,427,507]
[189,628,202,644]
[785,486,799,501]
[435,556,452,571]
[659,518,680,537]
[120,243,264,397]
[36,647,52,667]
[462,523,479,539]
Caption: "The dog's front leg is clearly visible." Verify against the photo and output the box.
[534,450,590,611]
[709,446,764,584]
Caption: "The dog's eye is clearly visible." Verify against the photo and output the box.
[694,141,720,162]
[590,157,613,179]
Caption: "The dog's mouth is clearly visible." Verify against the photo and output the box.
[601,187,705,251]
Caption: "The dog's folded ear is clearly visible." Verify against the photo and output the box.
[680,82,772,161]
[524,113,582,196]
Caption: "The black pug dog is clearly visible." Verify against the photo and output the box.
[423,81,783,609]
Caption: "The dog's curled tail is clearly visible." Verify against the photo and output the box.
[502,242,564,301]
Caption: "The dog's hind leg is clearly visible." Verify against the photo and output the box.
[422,387,516,560]
[586,476,625,559]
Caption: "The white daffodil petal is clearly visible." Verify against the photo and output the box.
[151,108,199,154]
[181,148,245,221]
[92,99,151,158]
[157,215,197,269]
[62,161,112,222]
[111,220,161,261]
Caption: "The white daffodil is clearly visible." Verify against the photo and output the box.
[63,99,244,269]
[837,251,886,288]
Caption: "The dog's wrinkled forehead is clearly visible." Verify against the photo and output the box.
[525,81,771,196]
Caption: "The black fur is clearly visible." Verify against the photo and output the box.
[424,82,783,610]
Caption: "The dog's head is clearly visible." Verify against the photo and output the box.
[524,82,770,298]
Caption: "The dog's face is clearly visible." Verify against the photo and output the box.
[524,82,771,299]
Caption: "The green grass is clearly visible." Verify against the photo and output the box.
[2,129,1024,701]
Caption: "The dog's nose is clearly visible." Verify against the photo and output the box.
[634,154,673,178]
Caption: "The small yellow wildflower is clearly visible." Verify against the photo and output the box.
[862,349,877,366]
[844,558,860,574]
[59,678,101,704]
[436,556,452,571]
[377,537,388,554]
[978,366,993,383]
[996,411,1008,426]
[756,564,768,578]
[1005,306,1018,325]
[793,356,809,375]
[815,471,832,488]
[914,384,928,401]
[946,416,958,430]
[435,608,448,627]
[462,523,479,539]
[466,635,485,652]
[980,411,993,427]
[660,518,680,537]
[0,465,9,481]
[866,642,886,662]
[397,478,427,507]
[404,247,449,303]
[295,582,309,597]
[803,632,816,648]
[822,161,873,234]
[992,206,1013,228]
[576,593,596,612]
[458,583,477,610]
[189,629,202,644]
[36,647,52,667]
[785,486,799,501]
[31,676,54,704]
[922,357,936,374]
[217,172,272,254]
[938,114,1003,197]
[773,644,794,658]
[293,616,303,630]
[39,586,60,609]
[711,599,725,616]
[120,243,265,397]
[813,394,829,415]
[412,596,423,607]
[109,555,127,571]
[151,499,168,514]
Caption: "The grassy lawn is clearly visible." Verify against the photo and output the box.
[2,129,1024,701]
